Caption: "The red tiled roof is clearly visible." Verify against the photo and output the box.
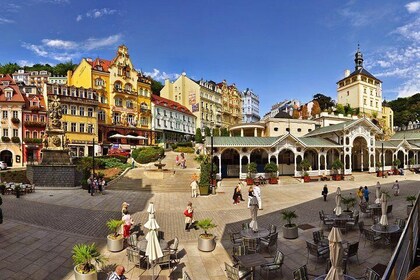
[0,75,25,103]
[88,58,112,72]
[151,94,195,116]
[23,94,47,111]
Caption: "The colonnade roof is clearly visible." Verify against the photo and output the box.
[391,129,420,140]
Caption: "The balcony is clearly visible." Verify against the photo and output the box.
[24,121,46,128]
[140,108,151,115]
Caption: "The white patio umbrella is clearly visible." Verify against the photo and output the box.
[144,202,163,280]
[334,187,342,216]
[109,133,126,138]
[249,196,259,231]
[325,227,345,280]
[375,182,381,204]
[379,193,388,226]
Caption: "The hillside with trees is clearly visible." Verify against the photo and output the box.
[0,62,78,76]
[387,93,420,128]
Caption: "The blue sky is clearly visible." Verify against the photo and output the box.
[1,0,419,115]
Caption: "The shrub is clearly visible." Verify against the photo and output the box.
[72,243,106,274]
[11,137,20,144]
[174,147,195,153]
[11,117,20,124]
[106,219,124,238]
[23,138,42,144]
[177,142,193,147]
[108,155,128,163]
[135,146,164,164]
[1,136,10,143]
[195,128,203,143]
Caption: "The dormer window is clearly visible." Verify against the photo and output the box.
[3,81,9,86]
[96,65,103,71]
[5,90,13,100]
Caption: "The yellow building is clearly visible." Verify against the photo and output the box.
[217,80,242,128]
[44,84,99,157]
[161,73,222,130]
[68,45,153,151]
[337,47,393,132]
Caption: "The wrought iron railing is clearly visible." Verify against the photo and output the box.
[382,192,419,280]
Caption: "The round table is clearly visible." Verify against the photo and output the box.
[314,274,356,280]
[325,214,352,221]
[137,239,168,252]
[371,224,400,234]
[240,228,270,239]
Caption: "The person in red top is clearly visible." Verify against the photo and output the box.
[184,202,194,232]
[122,209,133,238]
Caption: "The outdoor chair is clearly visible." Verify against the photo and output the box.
[166,236,179,261]
[126,247,145,270]
[225,262,251,280]
[321,213,334,229]
[293,264,317,280]
[155,251,172,269]
[306,241,329,264]
[269,224,277,234]
[242,237,260,253]
[231,245,248,265]
[364,267,381,280]
[325,257,347,274]
[242,223,250,230]
[183,270,192,280]
[260,250,284,279]
[358,221,365,241]
[364,229,382,247]
[343,241,360,264]
[346,214,359,231]
[158,230,165,240]
[260,232,278,254]
[127,233,138,249]
[333,219,348,234]
[359,203,372,217]
[229,230,243,246]
[313,229,328,247]
[395,218,406,230]
[372,207,382,218]
[386,204,393,218]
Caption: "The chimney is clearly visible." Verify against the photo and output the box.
[344,69,351,78]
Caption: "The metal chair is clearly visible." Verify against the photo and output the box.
[346,214,359,230]
[395,218,406,230]
[155,251,172,269]
[344,241,360,264]
[358,221,365,241]
[260,250,284,279]
[242,237,260,253]
[293,264,314,280]
[386,204,393,218]
[232,245,248,265]
[268,224,277,234]
[363,229,382,247]
[182,270,192,280]
[313,230,328,247]
[242,223,250,230]
[225,262,251,280]
[365,267,381,280]
[333,219,348,234]
[306,241,329,264]
[229,230,242,246]
[126,247,145,270]
[359,203,372,217]
[167,236,179,261]
[127,233,138,249]
[260,232,278,254]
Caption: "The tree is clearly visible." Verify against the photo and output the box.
[335,104,345,115]
[301,105,309,120]
[344,104,354,115]
[0,63,20,74]
[204,126,211,136]
[195,128,203,143]
[220,127,229,137]
[292,108,300,119]
[213,128,220,136]
[151,79,164,95]
[311,100,321,117]
[313,93,335,111]
[53,61,77,76]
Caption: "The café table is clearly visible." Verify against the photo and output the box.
[236,253,268,280]
[240,228,270,239]
[371,224,400,245]
[324,213,352,221]
[137,238,168,253]
[314,274,356,280]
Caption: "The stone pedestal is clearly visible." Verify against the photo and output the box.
[41,149,72,165]
[27,165,81,187]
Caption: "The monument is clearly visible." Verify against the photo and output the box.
[26,96,80,187]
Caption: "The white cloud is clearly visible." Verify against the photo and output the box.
[406,1,420,13]
[17,60,34,67]
[394,18,420,41]
[22,34,122,62]
[144,69,180,82]
[77,8,117,21]
[0,17,14,24]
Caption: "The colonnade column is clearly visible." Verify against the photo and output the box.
[317,153,321,175]
[254,128,257,137]
[218,155,222,179]
[241,129,244,137]
[239,155,242,177]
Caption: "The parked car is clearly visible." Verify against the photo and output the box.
[0,161,7,170]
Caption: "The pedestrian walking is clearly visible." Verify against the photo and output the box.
[253,183,262,210]
[236,183,245,201]
[247,185,254,208]
[87,174,93,195]
[322,184,328,201]
[363,186,370,203]
[176,154,180,166]
[190,179,198,198]
[357,186,364,203]
[122,209,133,239]
[107,265,127,280]
[184,202,194,231]
[232,185,241,205]
[392,180,400,196]
[100,178,106,195]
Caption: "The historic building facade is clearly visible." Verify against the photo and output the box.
[262,99,300,120]
[160,73,222,131]
[0,75,25,167]
[151,94,196,146]
[217,80,242,128]
[241,88,260,123]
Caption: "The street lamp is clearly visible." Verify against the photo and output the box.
[210,121,215,194]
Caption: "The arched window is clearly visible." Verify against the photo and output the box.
[115,98,123,107]
[114,81,122,91]
[126,100,134,109]
[125,83,132,92]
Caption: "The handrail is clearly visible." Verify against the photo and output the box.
[382,192,419,280]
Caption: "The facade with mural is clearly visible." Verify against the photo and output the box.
[217,80,242,128]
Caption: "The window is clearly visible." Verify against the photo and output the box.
[63,88,67,96]
[70,106,76,115]
[364,99,367,105]
[347,91,349,96]
[114,82,122,91]
[141,117,148,126]
[115,98,123,107]
[71,123,76,132]
[87,91,92,99]
[87,125,94,134]
[113,113,121,124]
[98,110,105,121]
[33,131,38,138]
[63,122,67,131]
[79,123,85,133]
[126,100,133,109]
[25,131,30,138]
[2,111,8,119]
[12,111,18,119]
[62,105,68,114]
[13,129,18,137]
[125,83,132,91]
[308,129,312,132]
[3,129,8,137]
[370,100,373,107]
[95,78,104,87]
[286,128,290,132]
[79,106,85,116]
[297,128,302,132]
[40,116,45,122]
[32,115,38,121]
[128,114,134,125]
[274,127,278,131]
[87,108,93,117]
[53,87,58,95]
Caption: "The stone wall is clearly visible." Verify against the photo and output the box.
[26,165,80,187]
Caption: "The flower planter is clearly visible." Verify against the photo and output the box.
[332,174,342,181]
[246,178,254,185]
[74,266,97,280]
[303,176,310,183]
[198,234,216,252]
[282,225,298,239]
[394,169,399,175]
[107,235,124,252]
[377,171,383,177]
[269,177,278,184]
[199,185,210,195]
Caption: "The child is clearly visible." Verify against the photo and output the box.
[392,180,400,196]
[122,209,133,239]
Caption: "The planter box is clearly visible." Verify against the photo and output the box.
[269,177,278,184]
[199,185,210,195]
[107,235,124,252]
[303,176,310,183]
[74,266,97,280]
[246,178,254,185]
[332,174,342,181]
[282,225,298,239]
[198,235,216,252]
[377,171,383,177]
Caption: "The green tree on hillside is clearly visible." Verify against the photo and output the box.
[313,93,335,111]
[151,79,164,95]
[0,63,20,74]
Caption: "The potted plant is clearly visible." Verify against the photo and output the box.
[72,243,106,280]
[197,218,217,252]
[246,162,257,185]
[341,195,357,214]
[376,161,383,177]
[406,195,416,216]
[106,219,124,252]
[264,162,278,184]
[393,159,401,175]
[281,210,298,239]
[198,161,214,196]
[331,159,344,181]
[300,159,311,182]
[11,117,20,124]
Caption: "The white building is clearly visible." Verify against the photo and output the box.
[12,69,30,85]
[151,94,196,146]
[263,99,300,120]
[241,88,260,123]
[48,75,67,85]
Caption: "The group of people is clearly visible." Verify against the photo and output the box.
[175,153,187,169]
[87,174,106,196]
[232,181,262,210]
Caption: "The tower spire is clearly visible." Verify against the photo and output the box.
[354,44,364,71]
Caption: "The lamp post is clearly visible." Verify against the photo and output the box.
[210,121,215,194]
[382,142,385,178]
[92,137,95,176]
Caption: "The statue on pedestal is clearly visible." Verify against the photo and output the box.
[49,95,62,129]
